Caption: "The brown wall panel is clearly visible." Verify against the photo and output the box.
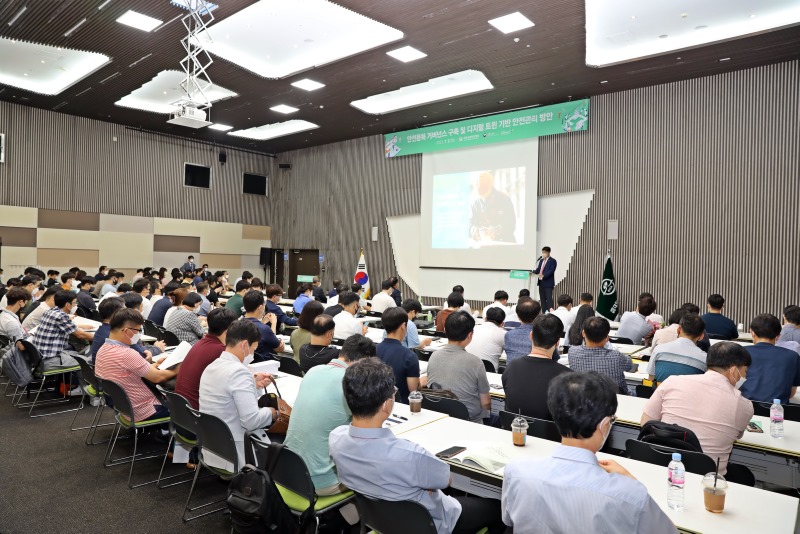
[0,226,37,247]
[242,224,271,241]
[199,254,242,269]
[38,248,99,267]
[38,209,100,231]
[153,235,201,253]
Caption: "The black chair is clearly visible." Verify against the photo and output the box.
[752,401,800,422]
[143,320,164,342]
[706,333,731,340]
[354,493,436,534]
[609,336,634,345]
[90,309,103,322]
[626,439,716,475]
[331,337,348,346]
[157,392,200,489]
[499,411,561,443]
[278,356,304,377]
[482,359,497,373]
[70,356,114,444]
[161,329,182,347]
[725,462,757,487]
[421,394,469,420]
[365,310,383,318]
[635,384,657,399]
[74,306,89,318]
[15,339,81,418]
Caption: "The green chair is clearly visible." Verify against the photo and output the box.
[249,433,354,533]
[102,379,171,489]
[70,356,114,444]
[15,339,82,418]
[157,391,201,489]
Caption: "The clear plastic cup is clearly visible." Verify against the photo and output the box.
[511,416,529,446]
[702,473,727,513]
[408,390,423,414]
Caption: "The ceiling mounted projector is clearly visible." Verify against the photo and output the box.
[167,104,212,128]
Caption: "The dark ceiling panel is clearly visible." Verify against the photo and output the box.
[0,0,798,154]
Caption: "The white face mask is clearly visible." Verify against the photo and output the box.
[242,342,255,365]
[733,367,746,390]
[130,333,141,345]
[599,416,612,449]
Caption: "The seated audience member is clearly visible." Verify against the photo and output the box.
[615,296,657,344]
[639,292,664,325]
[780,305,800,343]
[100,272,121,297]
[333,292,368,340]
[566,304,596,348]
[370,279,397,314]
[175,308,237,409]
[265,284,298,329]
[311,276,327,303]
[192,269,204,288]
[388,277,402,307]
[323,290,345,317]
[133,269,145,282]
[293,283,314,314]
[76,277,97,313]
[327,279,343,299]
[427,311,492,424]
[647,313,707,383]
[242,290,284,362]
[130,278,153,319]
[164,292,205,345]
[504,314,572,420]
[1,275,41,311]
[550,294,575,335]
[436,292,465,332]
[569,317,631,394]
[234,270,254,288]
[224,280,251,318]
[503,298,543,363]
[90,297,126,363]
[466,307,506,372]
[568,293,594,319]
[250,277,265,293]
[482,290,511,320]
[99,283,131,303]
[22,286,59,332]
[148,282,180,326]
[95,308,176,421]
[120,292,166,360]
[0,288,30,341]
[195,282,212,317]
[94,266,108,283]
[46,270,60,287]
[740,314,800,404]
[678,302,711,352]
[31,290,94,375]
[199,320,277,470]
[287,336,377,502]
[290,301,324,363]
[442,284,472,314]
[651,308,687,350]
[702,294,739,340]
[395,299,432,349]
[60,273,76,292]
[330,358,505,534]
[377,307,421,402]
[503,372,676,534]
[299,314,340,374]
[643,342,753,475]
[352,282,369,310]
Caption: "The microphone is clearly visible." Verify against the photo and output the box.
[536,256,543,263]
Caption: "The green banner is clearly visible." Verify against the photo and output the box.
[596,255,618,320]
[296,275,315,283]
[384,99,588,157]
[509,270,530,280]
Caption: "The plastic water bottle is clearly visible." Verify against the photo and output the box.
[667,453,685,511]
[770,399,785,439]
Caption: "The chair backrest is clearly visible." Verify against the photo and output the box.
[161,329,181,347]
[17,339,43,372]
[609,336,634,345]
[253,439,316,503]
[101,379,136,422]
[638,420,703,452]
[653,359,704,383]
[482,359,496,373]
[753,401,800,422]
[187,407,239,473]
[75,356,101,392]
[354,494,437,534]
[331,338,348,346]
[90,309,103,322]
[278,356,303,377]
[626,439,716,475]
[706,333,730,340]
[143,320,164,341]
[635,384,656,399]
[499,411,562,443]
[74,306,89,318]
[164,391,197,437]
[0,334,11,350]
[421,395,470,420]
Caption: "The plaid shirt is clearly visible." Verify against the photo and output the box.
[504,324,534,364]
[568,345,632,393]
[31,307,77,360]
[164,307,205,345]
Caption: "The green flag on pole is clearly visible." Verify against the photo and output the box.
[597,254,618,320]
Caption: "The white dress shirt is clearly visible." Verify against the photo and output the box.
[370,291,397,314]
[466,322,507,371]
[550,306,575,336]
[442,300,472,314]
[140,296,153,320]
[198,351,273,471]
[482,301,512,320]
[333,310,362,340]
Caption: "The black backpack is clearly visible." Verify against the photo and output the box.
[638,420,703,452]
[227,439,303,534]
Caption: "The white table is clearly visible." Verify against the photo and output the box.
[278,298,295,306]
[400,417,799,534]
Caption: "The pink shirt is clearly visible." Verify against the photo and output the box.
[650,323,679,351]
[95,341,159,422]
[643,371,753,474]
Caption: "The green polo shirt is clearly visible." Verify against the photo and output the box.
[224,293,244,317]
[284,359,351,489]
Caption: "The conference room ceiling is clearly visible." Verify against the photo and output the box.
[0,0,798,155]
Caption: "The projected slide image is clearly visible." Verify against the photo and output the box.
[431,168,525,249]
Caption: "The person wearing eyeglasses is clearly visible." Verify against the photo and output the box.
[502,371,677,534]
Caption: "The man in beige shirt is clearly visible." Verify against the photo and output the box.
[641,342,753,475]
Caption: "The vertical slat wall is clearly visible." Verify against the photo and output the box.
[0,101,273,225]
[539,60,800,324]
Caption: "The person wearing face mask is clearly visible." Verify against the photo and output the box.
[642,342,753,476]
[242,290,284,362]
[198,320,278,472]
[95,308,177,422]
[164,292,206,345]
[502,371,676,534]
[0,287,30,342]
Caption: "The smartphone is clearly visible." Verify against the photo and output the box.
[435,446,466,459]
[746,421,763,433]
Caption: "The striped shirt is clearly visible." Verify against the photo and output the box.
[95,339,160,421]
[568,345,632,393]
[164,307,205,345]
[31,307,77,360]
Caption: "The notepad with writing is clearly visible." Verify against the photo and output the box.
[157,341,192,370]
[450,444,520,476]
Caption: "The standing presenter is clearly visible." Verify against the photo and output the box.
[532,246,557,312]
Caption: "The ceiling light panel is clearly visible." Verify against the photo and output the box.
[386,45,427,62]
[208,123,233,131]
[291,78,325,91]
[0,37,110,95]
[586,0,800,66]
[116,10,163,32]
[488,12,535,34]
[196,0,403,79]
[228,120,319,140]
[115,70,237,114]
[270,104,299,114]
[350,70,494,115]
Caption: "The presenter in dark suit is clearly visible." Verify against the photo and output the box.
[532,246,557,312]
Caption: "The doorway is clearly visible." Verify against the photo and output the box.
[287,249,320,297]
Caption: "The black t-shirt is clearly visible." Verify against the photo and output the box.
[502,357,573,421]
[324,304,343,317]
[299,344,340,374]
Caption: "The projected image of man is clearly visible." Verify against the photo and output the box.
[469,172,516,244]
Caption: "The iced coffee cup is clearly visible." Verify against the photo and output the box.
[511,416,529,446]
[408,390,423,414]
[702,473,727,513]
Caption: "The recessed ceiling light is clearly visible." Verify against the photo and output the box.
[97,0,113,10]
[270,104,298,114]
[209,123,233,131]
[600,80,608,84]
[350,69,493,115]
[681,13,688,18]
[291,78,325,91]
[116,10,162,32]
[228,120,319,140]
[386,45,427,63]
[115,70,237,114]
[718,57,731,62]
[750,14,757,18]
[488,12,535,34]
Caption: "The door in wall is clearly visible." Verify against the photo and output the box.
[287,249,320,297]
